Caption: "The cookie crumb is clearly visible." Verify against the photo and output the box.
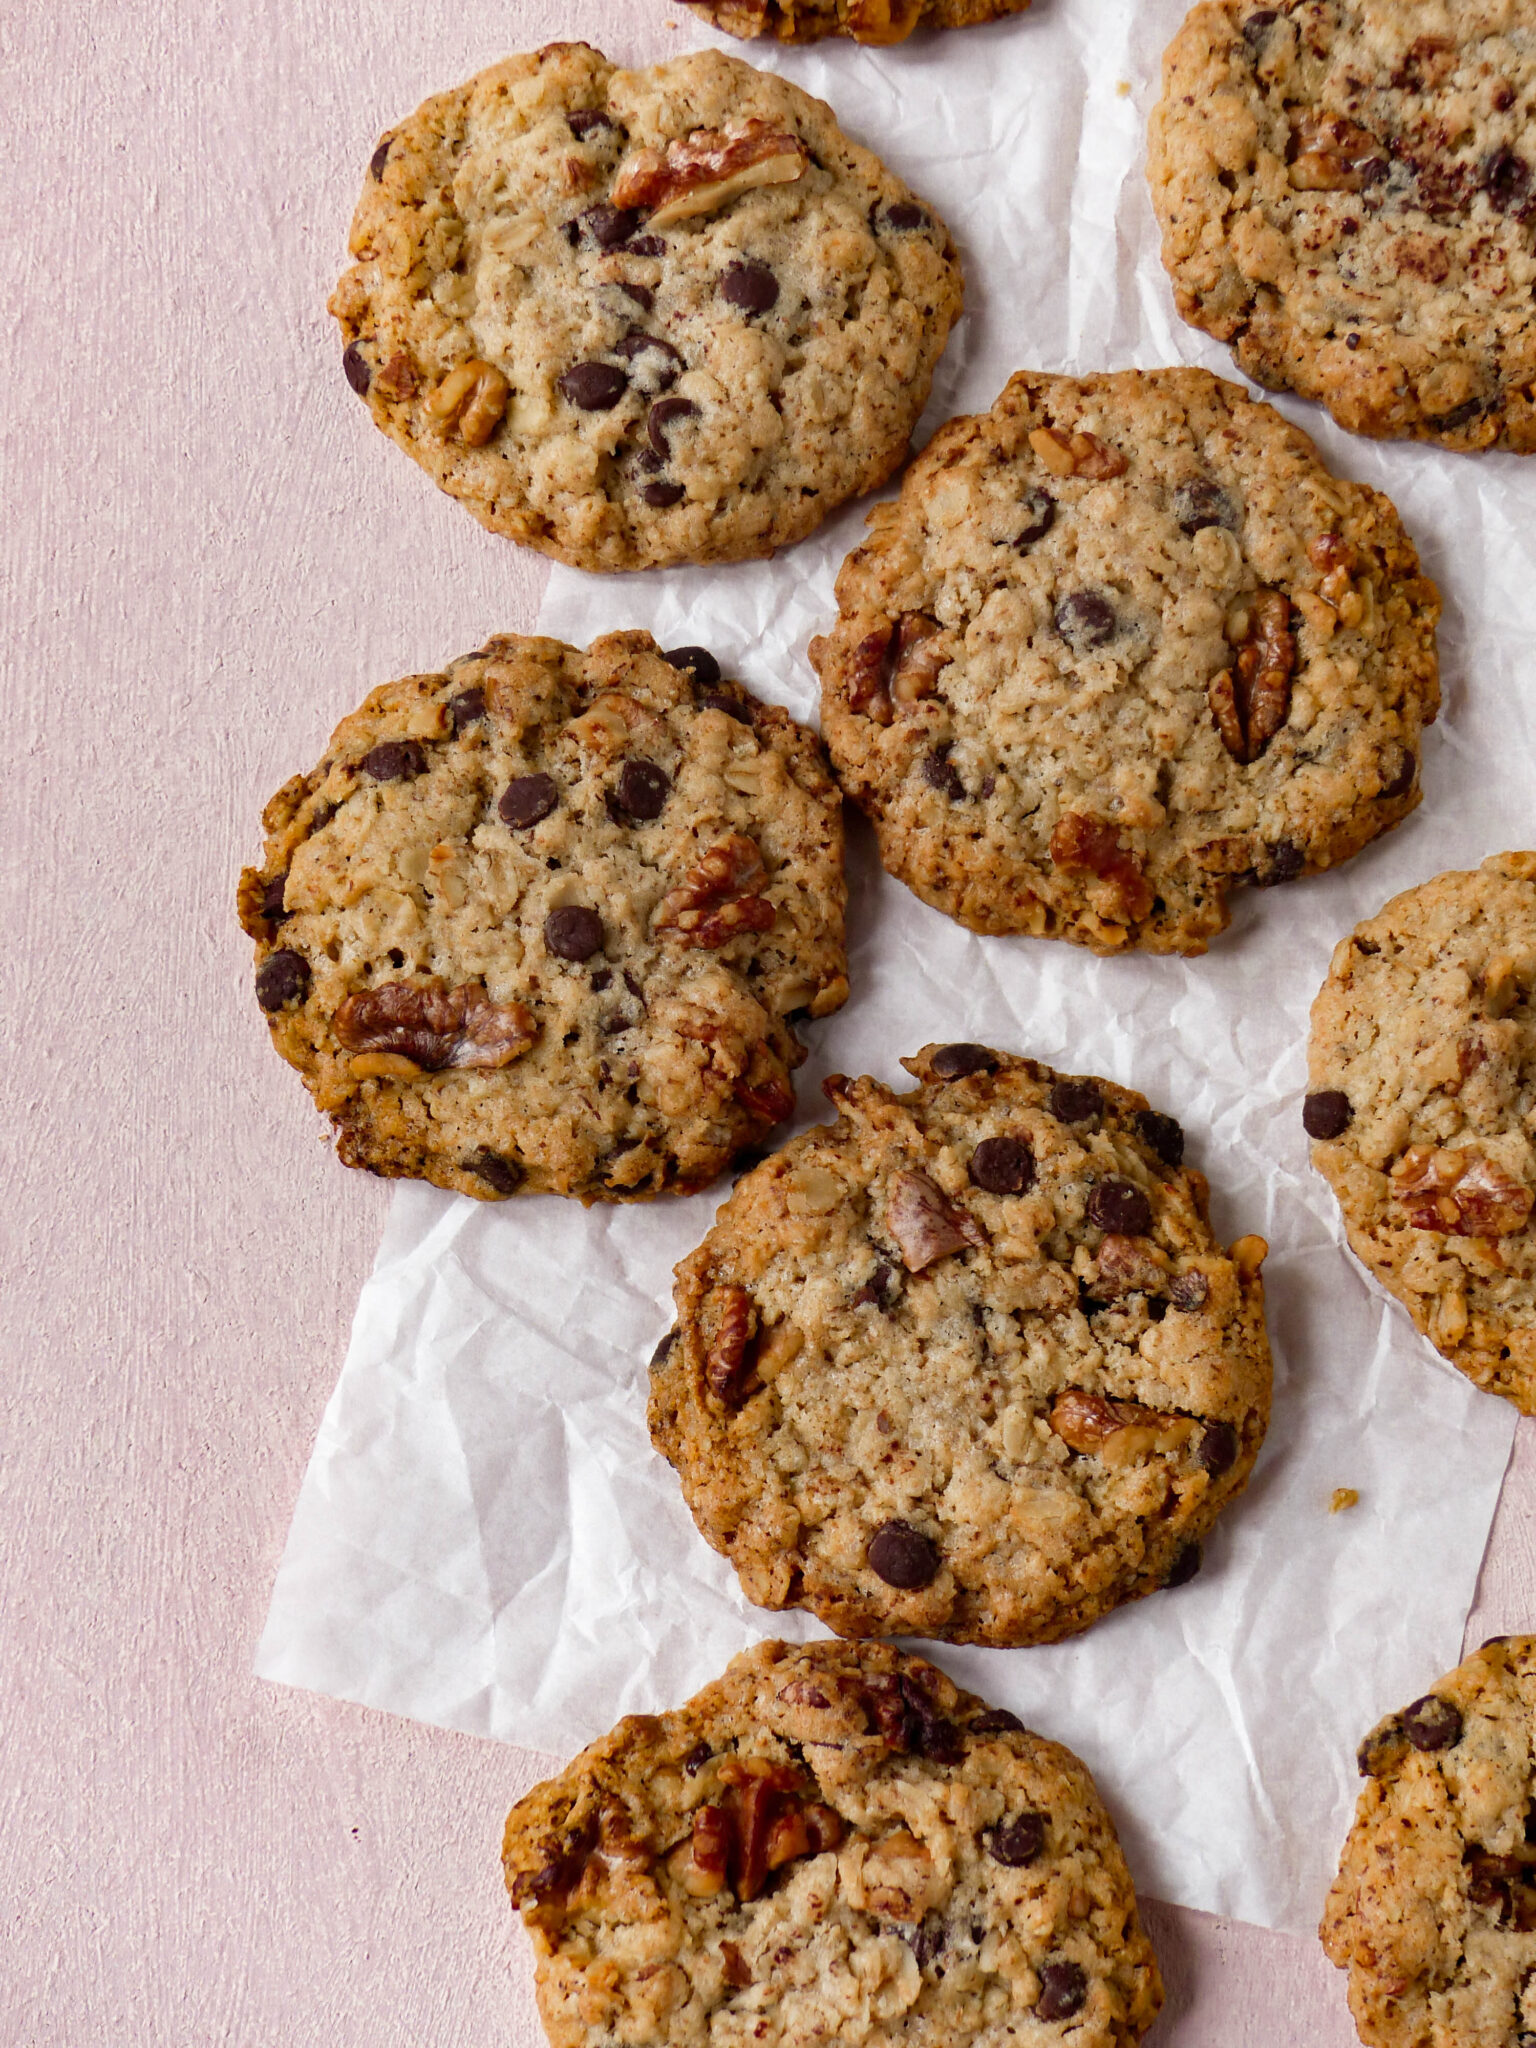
[1116,80,1131,96]
[1330,1487,1360,1514]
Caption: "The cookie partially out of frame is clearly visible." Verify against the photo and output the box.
[811,366,1439,953]
[1306,853,1536,1411]
[1150,1,1536,451]
[504,1638,1163,2048]
[1322,1636,1536,2048]
[237,632,848,1203]
[329,42,962,571]
[681,0,1030,44]
[649,1043,1272,1645]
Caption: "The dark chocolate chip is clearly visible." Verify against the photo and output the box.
[1036,1961,1087,2022]
[1015,488,1055,548]
[930,1043,998,1080]
[256,949,310,1012]
[1196,1420,1238,1477]
[557,361,629,411]
[970,1136,1035,1196]
[1380,749,1417,801]
[1169,1271,1209,1312]
[921,746,965,800]
[642,480,685,509]
[342,343,371,396]
[1302,1090,1352,1140]
[567,110,613,139]
[910,1923,945,1969]
[612,332,684,388]
[360,739,427,782]
[1049,1078,1103,1124]
[1357,1722,1406,1778]
[648,395,699,459]
[590,969,612,992]
[985,1813,1046,1867]
[1165,1541,1203,1588]
[613,758,670,821]
[663,645,721,687]
[580,203,644,248]
[1055,590,1117,651]
[1255,839,1304,885]
[618,281,654,313]
[369,137,391,180]
[1402,1694,1463,1752]
[720,259,779,314]
[867,1521,940,1590]
[1241,9,1278,46]
[1134,1109,1185,1168]
[544,906,604,962]
[260,873,289,922]
[623,233,667,257]
[699,689,751,723]
[500,773,559,829]
[447,687,485,733]
[1173,478,1237,534]
[1484,146,1531,210]
[650,1329,678,1369]
[1087,1177,1152,1236]
[1431,397,1484,430]
[465,1149,523,1197]
[969,1708,1024,1736]
[883,202,928,231]
[682,1739,711,1776]
[853,1262,899,1310]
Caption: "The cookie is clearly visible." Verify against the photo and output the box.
[503,1637,1163,2048]
[1321,1636,1536,2048]
[1306,853,1536,1411]
[1149,2,1536,452]
[236,632,848,1202]
[680,0,1030,43]
[329,43,962,572]
[811,366,1440,953]
[649,1044,1272,1644]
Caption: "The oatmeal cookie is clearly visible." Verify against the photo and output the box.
[680,0,1030,43]
[503,1637,1163,2048]
[237,632,848,1202]
[811,366,1439,952]
[1322,1636,1536,2048]
[1149,1,1536,451]
[649,1044,1272,1644]
[1306,853,1536,1411]
[330,43,962,571]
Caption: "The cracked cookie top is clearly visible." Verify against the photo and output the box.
[1307,853,1536,1411]
[329,42,962,571]
[237,631,848,1203]
[648,1044,1272,1645]
[1150,0,1536,451]
[679,0,1031,43]
[503,1637,1163,2048]
[811,367,1439,953]
[1322,1636,1536,2048]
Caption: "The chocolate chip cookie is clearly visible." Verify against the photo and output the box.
[1150,2,1536,451]
[680,0,1030,43]
[329,43,962,572]
[649,1044,1272,1644]
[237,632,848,1202]
[811,366,1440,952]
[1306,853,1536,1411]
[1322,1636,1536,2047]
[503,1637,1163,2048]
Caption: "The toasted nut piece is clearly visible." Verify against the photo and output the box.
[860,1831,941,1922]
[684,1805,731,1896]
[1393,1147,1533,1237]
[1229,1233,1268,1277]
[1330,1487,1360,1513]
[1049,1387,1197,1467]
[348,1051,425,1080]
[373,350,419,402]
[704,1283,757,1404]
[1029,426,1128,480]
[335,980,537,1071]
[887,1170,985,1271]
[1209,589,1295,764]
[888,614,950,705]
[426,360,511,444]
[654,833,776,949]
[847,0,924,42]
[753,1320,804,1382]
[1289,112,1383,190]
[612,120,808,230]
[1049,813,1155,921]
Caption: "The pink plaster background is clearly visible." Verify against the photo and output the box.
[6,1,1536,2040]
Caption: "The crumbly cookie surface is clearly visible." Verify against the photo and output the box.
[1149,1,1536,451]
[504,1637,1163,2048]
[681,0,1030,43]
[811,367,1439,953]
[649,1045,1272,1644]
[237,632,848,1203]
[329,43,962,572]
[1322,1636,1536,2048]
[1306,853,1536,1411]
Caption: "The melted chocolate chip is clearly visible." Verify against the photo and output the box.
[342,344,371,396]
[1255,839,1304,886]
[1169,1270,1209,1312]
[867,1521,940,1590]
[648,396,699,459]
[1402,1694,1463,1752]
[909,1923,945,1969]
[360,739,427,782]
[1380,749,1417,801]
[642,480,685,508]
[930,1043,998,1080]
[369,138,391,180]
[1173,478,1237,534]
[567,109,613,139]
[618,281,654,313]
[650,1329,678,1369]
[1431,397,1484,430]
[1049,1078,1102,1124]
[970,1136,1035,1196]
[1055,591,1117,651]
[663,646,720,687]
[1302,1090,1352,1140]
[558,361,629,411]
[613,332,683,389]
[624,233,667,258]
[500,773,559,829]
[1484,146,1531,210]
[580,203,644,248]
[447,687,485,733]
[260,873,289,923]
[720,259,779,314]
[1087,1177,1152,1236]
[256,950,310,1012]
[1165,1541,1203,1588]
[465,1149,523,1196]
[682,1739,711,1775]
[699,689,751,723]
[1036,1962,1087,2022]
[921,746,965,800]
[969,1708,1024,1735]
[1134,1109,1185,1168]
[985,1813,1046,1867]
[544,906,605,962]
[883,202,928,231]
[613,758,670,821]
[1196,1420,1239,1477]
[1015,488,1055,548]
[853,1262,899,1311]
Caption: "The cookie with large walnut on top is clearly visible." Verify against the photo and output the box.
[503,1638,1163,2048]
[330,42,962,572]
[649,1043,1272,1645]
[237,632,848,1203]
[681,0,1030,43]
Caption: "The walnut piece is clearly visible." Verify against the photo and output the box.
[1028,426,1128,480]
[1209,589,1295,764]
[889,614,950,706]
[847,0,924,41]
[425,359,510,446]
[703,1283,757,1404]
[334,979,536,1073]
[1392,1147,1533,1237]
[1090,1233,1170,1298]
[1048,813,1155,921]
[373,351,419,402]
[611,120,809,230]
[1289,112,1383,191]
[654,833,776,949]
[1048,1387,1196,1468]
[887,1171,985,1272]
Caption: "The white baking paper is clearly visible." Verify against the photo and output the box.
[259,0,1535,1934]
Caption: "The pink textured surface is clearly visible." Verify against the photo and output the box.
[6,1,1534,2040]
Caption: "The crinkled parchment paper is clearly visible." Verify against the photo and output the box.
[258,0,1536,1932]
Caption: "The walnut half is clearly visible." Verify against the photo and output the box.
[334,979,537,1074]
[1392,1147,1533,1237]
[611,120,809,230]
[654,833,776,949]
[1209,589,1296,764]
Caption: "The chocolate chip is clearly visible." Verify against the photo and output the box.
[1484,146,1531,210]
[1256,839,1304,885]
[590,969,612,992]
[1134,1109,1185,1168]
[1402,1694,1463,1752]
[567,110,613,139]
[1055,591,1117,651]
[500,773,559,829]
[648,395,699,459]
[260,873,289,922]
[699,689,751,723]
[899,1673,963,1762]
[883,202,928,231]
[922,746,965,800]
[985,1813,1046,1867]
[1015,489,1055,548]
[1169,1270,1209,1312]
[1381,749,1417,800]
[853,1262,899,1311]
[447,687,485,733]
[930,1043,998,1080]
[558,361,629,411]
[613,758,670,820]
[612,333,683,389]
[663,645,720,687]
[1087,1177,1152,1236]
[720,259,779,314]
[1165,1541,1203,1588]
[1036,1962,1087,2022]
[1173,479,1237,534]
[624,234,667,257]
[1302,1090,1352,1140]
[465,1149,523,1197]
[642,481,685,508]
[969,1708,1024,1735]
[650,1329,678,1369]
[910,1923,945,1969]
[1357,1723,1406,1778]
[867,1521,939,1590]
[1049,1079,1102,1124]
[682,1739,711,1776]
[544,906,604,962]
[369,138,391,180]
[1346,330,1361,349]
[256,950,310,1011]
[1196,1420,1238,1477]
[580,203,643,248]
[970,1136,1035,1196]
[1241,9,1278,46]
[617,281,654,313]
[342,343,371,395]
[1431,397,1484,430]
[360,740,427,782]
